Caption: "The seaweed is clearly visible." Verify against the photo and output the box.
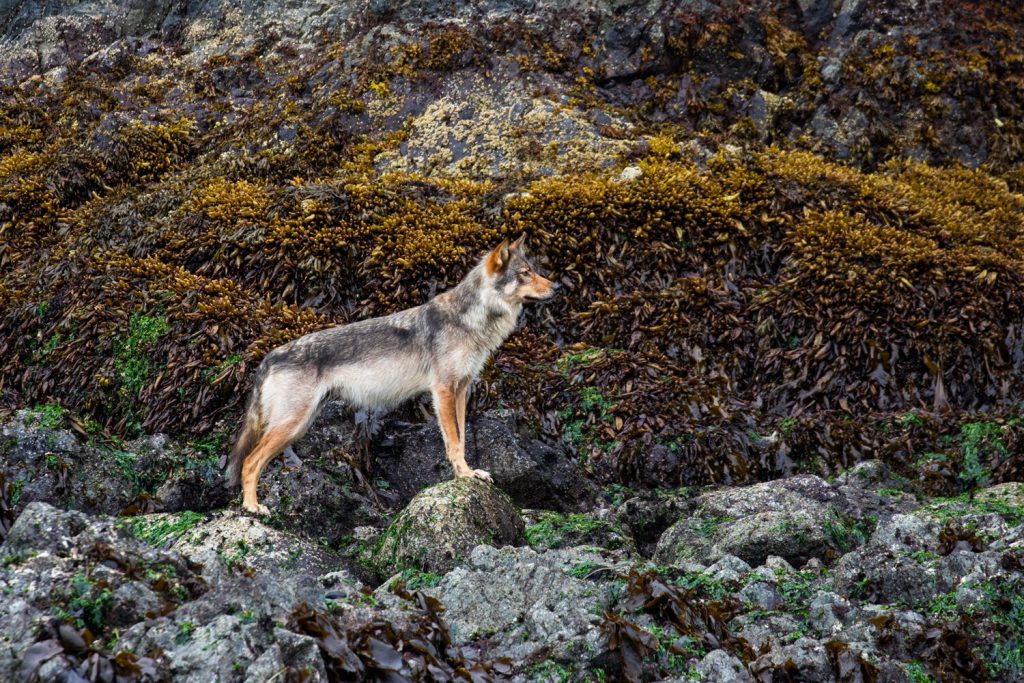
[0,6,1022,493]
[287,587,511,681]
[21,619,164,683]
[601,569,753,681]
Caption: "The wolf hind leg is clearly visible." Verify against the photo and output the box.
[282,445,302,468]
[240,405,314,515]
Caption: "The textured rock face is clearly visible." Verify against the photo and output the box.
[654,475,854,567]
[4,0,1018,173]
[0,502,207,681]
[3,448,1024,680]
[371,409,594,509]
[371,477,525,575]
[424,544,615,662]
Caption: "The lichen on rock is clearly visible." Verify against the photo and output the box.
[371,477,525,576]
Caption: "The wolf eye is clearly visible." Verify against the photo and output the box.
[518,269,530,277]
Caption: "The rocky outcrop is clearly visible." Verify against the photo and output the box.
[654,474,858,567]
[371,477,525,575]
[3,454,1024,680]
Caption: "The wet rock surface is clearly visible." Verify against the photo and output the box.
[372,409,595,510]
[3,406,1022,682]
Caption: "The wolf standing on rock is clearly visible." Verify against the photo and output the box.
[226,235,556,515]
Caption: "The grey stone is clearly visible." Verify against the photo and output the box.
[158,509,343,582]
[738,582,782,611]
[425,545,615,662]
[655,476,851,567]
[618,165,643,182]
[807,590,852,636]
[372,478,524,575]
[695,648,754,682]
[707,554,752,582]
[751,638,831,682]
[109,581,162,627]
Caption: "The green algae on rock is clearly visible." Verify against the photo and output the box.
[371,478,525,576]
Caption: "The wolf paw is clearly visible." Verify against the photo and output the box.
[471,468,493,483]
[242,502,270,516]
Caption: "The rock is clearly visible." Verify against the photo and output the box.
[747,90,793,139]
[371,478,524,575]
[975,481,1024,509]
[371,409,594,509]
[0,410,235,517]
[695,648,754,682]
[872,513,940,552]
[738,581,782,610]
[734,612,805,652]
[424,544,616,662]
[751,638,832,682]
[807,590,853,636]
[707,554,752,582]
[217,405,383,541]
[116,571,341,680]
[137,509,345,583]
[796,0,836,32]
[108,581,162,627]
[618,165,643,182]
[0,502,205,680]
[373,71,633,180]
[615,488,691,554]
[832,546,938,607]
[655,475,855,567]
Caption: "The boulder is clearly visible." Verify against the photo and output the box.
[523,508,636,555]
[371,478,525,575]
[0,502,205,681]
[654,475,857,567]
[132,509,345,584]
[694,649,754,682]
[750,638,832,683]
[371,409,594,510]
[423,544,617,662]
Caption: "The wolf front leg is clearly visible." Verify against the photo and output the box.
[432,381,491,483]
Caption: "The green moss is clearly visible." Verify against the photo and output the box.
[28,402,65,430]
[128,511,206,548]
[904,662,934,683]
[822,506,872,553]
[394,567,443,590]
[958,421,1003,491]
[524,511,622,550]
[175,620,197,645]
[57,573,115,634]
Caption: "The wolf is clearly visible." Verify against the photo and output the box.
[225,234,556,514]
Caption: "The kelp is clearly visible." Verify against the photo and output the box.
[287,587,511,681]
[601,569,752,681]
[0,7,1022,491]
[21,619,165,683]
[0,473,16,541]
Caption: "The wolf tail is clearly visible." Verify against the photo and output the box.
[226,377,263,489]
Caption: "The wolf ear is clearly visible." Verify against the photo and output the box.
[510,232,527,250]
[486,238,511,274]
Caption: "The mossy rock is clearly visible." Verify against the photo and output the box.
[371,478,525,576]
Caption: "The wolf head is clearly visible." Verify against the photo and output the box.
[484,233,556,304]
